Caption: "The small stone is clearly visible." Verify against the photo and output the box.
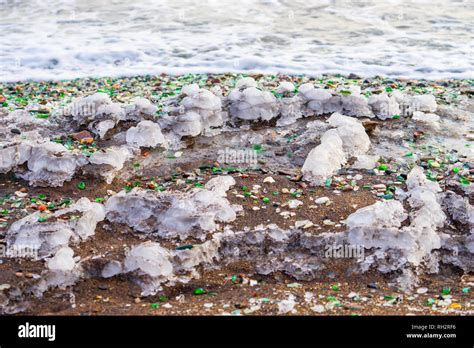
[417,287,428,294]
[263,176,275,183]
[0,284,11,291]
[315,197,330,205]
[288,199,303,209]
[311,304,326,313]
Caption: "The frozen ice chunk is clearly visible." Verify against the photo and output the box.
[347,201,409,249]
[20,142,86,187]
[346,166,445,278]
[124,97,158,121]
[298,83,333,116]
[275,81,304,126]
[352,154,378,170]
[102,260,123,278]
[205,176,236,196]
[276,81,296,94]
[368,93,400,120]
[235,77,258,89]
[65,92,112,125]
[88,146,131,183]
[412,111,441,130]
[172,111,203,137]
[327,113,371,156]
[124,242,173,278]
[105,187,238,240]
[180,84,226,133]
[411,94,437,113]
[126,120,167,148]
[6,198,104,258]
[302,129,346,185]
[46,246,76,272]
[338,85,373,117]
[228,80,278,121]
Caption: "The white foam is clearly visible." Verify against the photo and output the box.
[0,0,472,81]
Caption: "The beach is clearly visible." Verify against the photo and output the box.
[0,73,472,315]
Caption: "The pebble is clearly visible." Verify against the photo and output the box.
[311,304,326,313]
[417,287,428,294]
[315,197,330,205]
[0,284,11,291]
[372,184,386,190]
[288,199,303,209]
[263,176,275,183]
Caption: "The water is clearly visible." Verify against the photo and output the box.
[0,0,473,82]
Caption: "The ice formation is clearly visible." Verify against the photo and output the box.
[64,93,157,138]
[228,78,278,121]
[275,81,304,126]
[302,129,346,185]
[204,175,236,196]
[6,198,105,258]
[161,84,226,137]
[124,242,173,278]
[368,93,400,120]
[337,85,373,117]
[20,142,86,187]
[180,84,226,133]
[327,113,371,156]
[126,120,167,148]
[346,166,447,287]
[302,113,370,185]
[124,97,158,121]
[412,111,441,130]
[105,187,238,240]
[298,83,334,116]
[410,94,437,113]
[87,146,132,183]
[0,137,86,187]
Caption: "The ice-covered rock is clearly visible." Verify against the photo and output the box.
[126,120,167,148]
[368,93,400,120]
[228,78,278,121]
[6,198,105,259]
